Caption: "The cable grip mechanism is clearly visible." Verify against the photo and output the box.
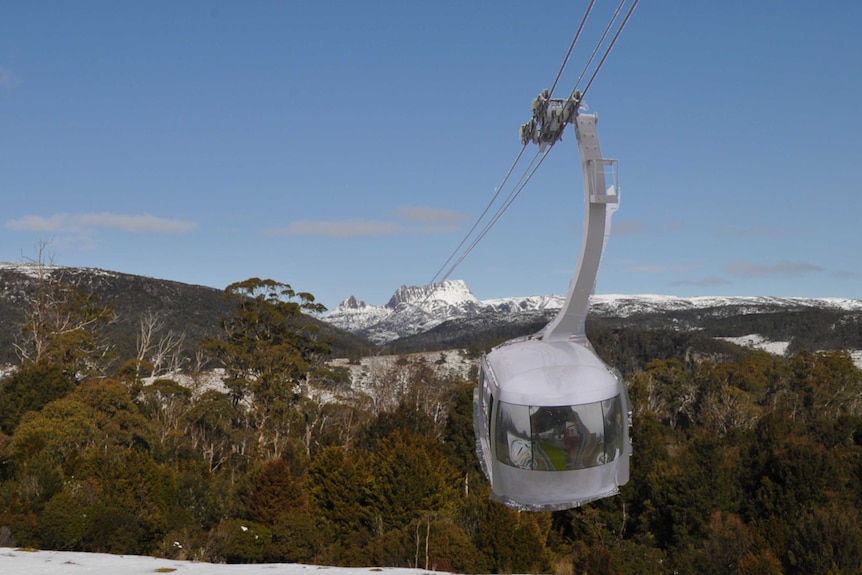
[520,90,582,151]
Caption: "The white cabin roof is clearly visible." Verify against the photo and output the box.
[485,338,619,406]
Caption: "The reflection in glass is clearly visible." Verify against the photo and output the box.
[495,396,622,471]
[496,400,532,469]
[602,396,623,463]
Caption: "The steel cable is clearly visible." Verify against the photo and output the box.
[581,0,640,98]
[428,0,638,288]
[549,0,596,98]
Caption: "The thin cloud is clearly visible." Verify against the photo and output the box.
[396,205,464,233]
[831,270,857,279]
[739,226,809,237]
[0,67,20,90]
[272,220,401,237]
[671,276,732,287]
[6,213,197,234]
[611,220,682,236]
[629,263,697,274]
[725,261,823,278]
[613,219,648,236]
[718,225,811,238]
[273,205,467,237]
[397,205,460,223]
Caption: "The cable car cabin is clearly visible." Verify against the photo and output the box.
[474,337,631,511]
[473,109,631,511]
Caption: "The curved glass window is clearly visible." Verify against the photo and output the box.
[495,396,624,471]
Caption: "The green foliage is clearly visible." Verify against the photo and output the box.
[202,278,329,404]
[684,511,752,575]
[268,511,328,563]
[169,460,231,531]
[182,389,246,472]
[199,278,332,460]
[242,459,306,527]
[741,414,832,522]
[605,540,667,575]
[306,446,371,547]
[786,503,862,575]
[355,402,438,450]
[443,383,482,476]
[37,485,92,550]
[206,518,272,563]
[475,498,552,573]
[0,363,74,435]
[366,431,459,533]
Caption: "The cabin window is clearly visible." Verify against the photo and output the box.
[479,368,494,430]
[495,396,623,471]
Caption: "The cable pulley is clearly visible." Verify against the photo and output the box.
[520,90,582,150]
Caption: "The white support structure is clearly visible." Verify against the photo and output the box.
[538,113,618,344]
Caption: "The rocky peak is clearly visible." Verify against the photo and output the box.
[386,280,478,309]
[339,295,366,310]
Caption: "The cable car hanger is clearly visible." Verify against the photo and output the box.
[473,90,632,512]
[522,89,619,346]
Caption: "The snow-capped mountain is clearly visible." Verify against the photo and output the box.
[325,280,504,343]
[325,280,862,345]
[589,294,862,316]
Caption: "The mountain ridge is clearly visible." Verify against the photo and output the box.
[325,280,862,344]
[0,262,370,365]
[3,263,860,368]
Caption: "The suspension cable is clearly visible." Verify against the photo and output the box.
[427,3,600,288]
[427,143,528,286]
[438,147,553,285]
[428,1,638,289]
[571,0,626,97]
[581,0,640,98]
[549,0,596,98]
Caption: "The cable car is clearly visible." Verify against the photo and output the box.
[474,103,632,511]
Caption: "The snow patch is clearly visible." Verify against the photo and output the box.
[717,334,791,356]
[141,369,229,395]
[0,548,456,575]
[0,262,118,280]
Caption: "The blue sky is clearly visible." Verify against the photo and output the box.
[2,1,860,310]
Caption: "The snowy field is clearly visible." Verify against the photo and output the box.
[0,548,453,575]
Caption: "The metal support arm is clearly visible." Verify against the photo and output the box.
[538,113,618,343]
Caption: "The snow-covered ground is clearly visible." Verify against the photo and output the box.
[717,334,791,357]
[0,548,452,575]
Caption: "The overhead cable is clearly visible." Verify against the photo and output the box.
[429,0,638,287]
[437,147,553,285]
[427,143,528,286]
[571,0,626,96]
[548,0,596,98]
[581,0,640,98]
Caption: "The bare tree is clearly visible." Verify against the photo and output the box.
[135,309,187,380]
[14,242,115,376]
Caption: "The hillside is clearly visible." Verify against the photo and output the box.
[0,263,371,366]
[3,263,861,370]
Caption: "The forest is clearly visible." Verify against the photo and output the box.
[1,272,862,575]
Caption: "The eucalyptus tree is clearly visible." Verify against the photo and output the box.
[200,278,329,458]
